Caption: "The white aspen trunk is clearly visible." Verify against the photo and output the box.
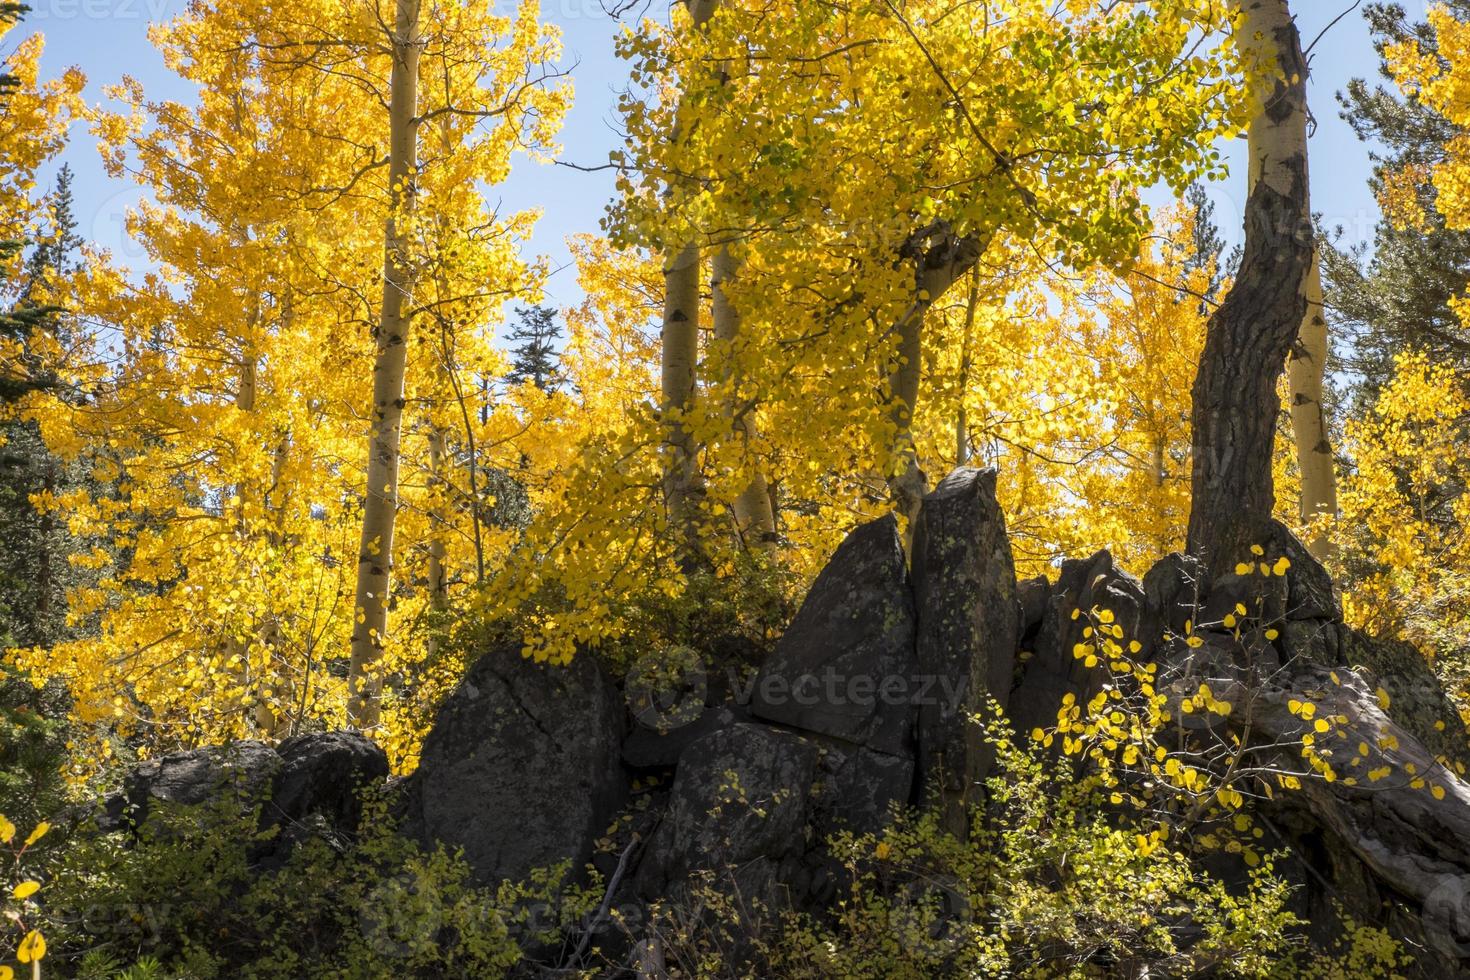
[256,429,291,737]
[1289,249,1339,559]
[662,241,703,560]
[887,305,927,525]
[227,351,257,731]
[348,0,421,730]
[712,245,776,551]
[660,0,719,567]
[1241,0,1308,203]
[427,425,448,614]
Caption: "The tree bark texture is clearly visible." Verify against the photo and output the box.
[348,0,421,729]
[1187,0,1313,574]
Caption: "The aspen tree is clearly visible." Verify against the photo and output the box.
[1187,0,1314,571]
[712,245,776,550]
[1288,249,1339,559]
[506,0,1246,659]
[22,0,566,768]
[348,0,423,729]
[660,0,720,567]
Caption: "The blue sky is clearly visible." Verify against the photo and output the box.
[16,0,1396,312]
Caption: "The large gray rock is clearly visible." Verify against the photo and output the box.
[637,723,819,898]
[266,731,388,833]
[910,467,1018,831]
[750,515,917,755]
[1199,561,1289,631]
[1010,550,1146,745]
[1017,575,1051,643]
[406,645,626,886]
[811,742,914,840]
[97,735,389,848]
[1340,628,1470,774]
[622,703,750,770]
[1264,520,1341,622]
[1142,551,1207,638]
[108,740,281,830]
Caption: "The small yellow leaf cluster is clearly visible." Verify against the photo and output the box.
[1232,543,1290,579]
[0,814,48,970]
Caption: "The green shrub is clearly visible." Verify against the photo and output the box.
[635,726,1408,979]
[35,792,597,979]
[0,664,71,829]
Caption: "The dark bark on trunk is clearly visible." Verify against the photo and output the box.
[1186,5,1313,574]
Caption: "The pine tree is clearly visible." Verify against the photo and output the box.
[504,305,563,391]
[1183,182,1231,307]
[0,167,85,648]
[0,3,26,109]
[1326,1,1470,402]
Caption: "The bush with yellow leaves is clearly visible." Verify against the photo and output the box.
[1,813,49,979]
[767,722,1407,979]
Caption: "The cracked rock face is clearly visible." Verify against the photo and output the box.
[405,644,626,886]
[911,466,1018,823]
[636,723,819,899]
[749,514,918,755]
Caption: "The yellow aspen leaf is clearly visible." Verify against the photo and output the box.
[16,930,45,963]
